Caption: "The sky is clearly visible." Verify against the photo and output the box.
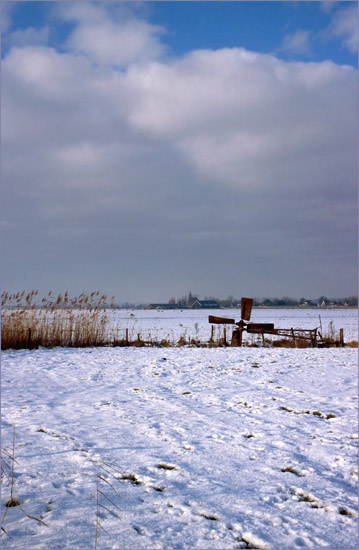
[1,1,358,303]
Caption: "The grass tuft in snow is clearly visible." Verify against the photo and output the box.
[199,512,219,521]
[121,473,143,485]
[241,532,267,549]
[95,461,124,549]
[157,463,177,471]
[281,466,306,477]
[1,426,49,539]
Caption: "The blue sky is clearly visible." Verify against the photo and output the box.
[3,1,358,65]
[1,2,358,301]
[152,1,358,65]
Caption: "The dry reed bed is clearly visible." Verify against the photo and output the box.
[1,291,116,350]
[1,291,200,350]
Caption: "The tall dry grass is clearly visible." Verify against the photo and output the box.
[1,291,116,350]
[1,291,218,350]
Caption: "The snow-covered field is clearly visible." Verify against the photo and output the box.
[1,343,358,549]
[108,308,358,344]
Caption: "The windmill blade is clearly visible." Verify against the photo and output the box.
[246,323,275,333]
[208,315,236,324]
[241,298,253,321]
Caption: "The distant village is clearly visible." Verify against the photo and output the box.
[9,291,356,310]
[143,292,358,310]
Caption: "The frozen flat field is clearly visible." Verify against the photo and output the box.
[108,308,358,344]
[1,346,358,549]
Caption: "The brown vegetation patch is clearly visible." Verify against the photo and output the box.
[281,466,306,477]
[176,336,187,347]
[271,338,312,348]
[5,497,21,508]
[346,341,358,348]
[200,512,219,521]
[121,473,142,485]
[157,463,177,471]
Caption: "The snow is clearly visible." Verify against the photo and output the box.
[1,342,358,549]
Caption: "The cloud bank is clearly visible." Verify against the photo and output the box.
[1,3,357,300]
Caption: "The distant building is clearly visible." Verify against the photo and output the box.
[145,295,220,310]
[191,299,220,309]
[187,291,197,307]
[145,303,179,310]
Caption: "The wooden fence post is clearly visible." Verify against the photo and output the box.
[125,328,129,345]
[231,329,242,347]
[291,328,297,348]
[27,328,32,349]
[339,328,344,347]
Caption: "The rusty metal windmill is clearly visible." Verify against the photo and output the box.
[209,298,320,347]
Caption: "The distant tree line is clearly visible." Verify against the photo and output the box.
[167,294,358,308]
[254,296,358,307]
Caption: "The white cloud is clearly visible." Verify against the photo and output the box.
[54,2,109,25]
[1,2,15,33]
[281,29,312,55]
[3,39,356,195]
[2,46,97,107]
[67,18,166,66]
[122,48,356,192]
[3,36,356,193]
[125,49,284,139]
[4,25,50,49]
[328,3,358,54]
[320,2,338,15]
[55,2,166,67]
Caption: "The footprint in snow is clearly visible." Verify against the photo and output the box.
[91,373,103,382]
